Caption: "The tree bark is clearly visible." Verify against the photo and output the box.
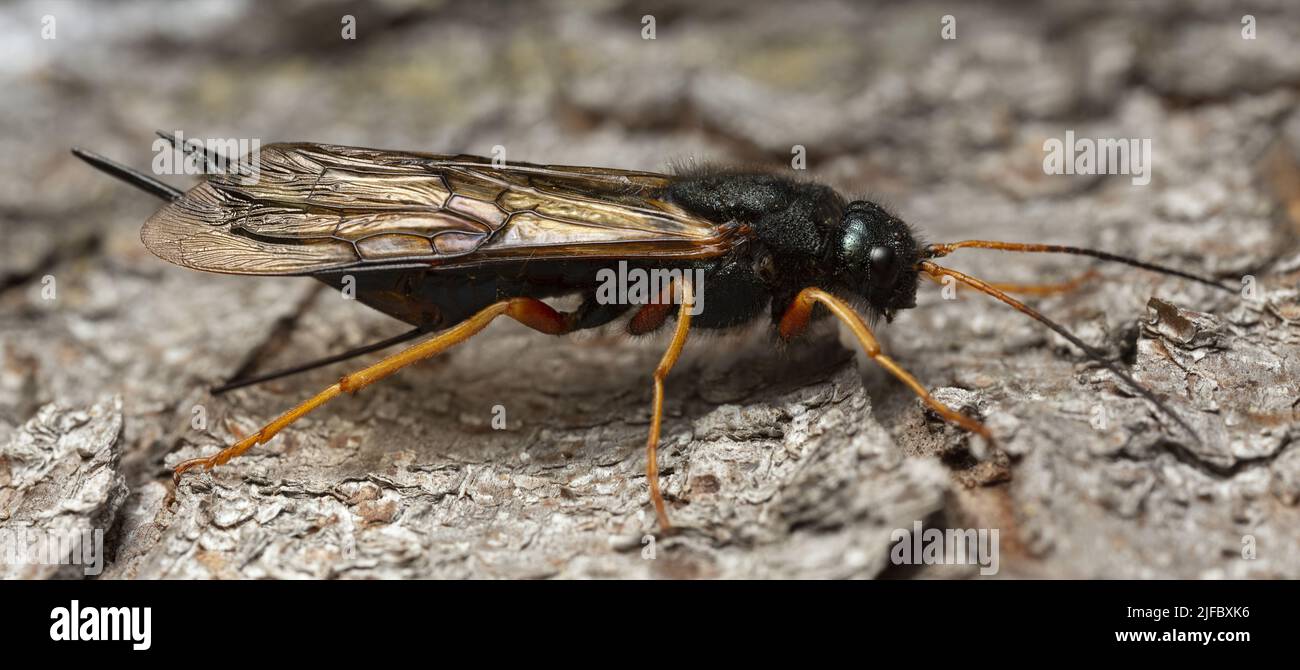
[2,1,1298,578]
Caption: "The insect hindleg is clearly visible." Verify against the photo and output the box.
[173,297,571,483]
[636,278,695,530]
[777,287,994,443]
[212,326,429,394]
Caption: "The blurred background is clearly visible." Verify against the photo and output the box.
[2,0,1299,578]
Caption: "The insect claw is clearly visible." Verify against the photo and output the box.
[172,454,219,487]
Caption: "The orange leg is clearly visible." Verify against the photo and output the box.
[628,301,673,335]
[778,287,994,444]
[627,275,678,335]
[638,279,695,530]
[173,297,570,483]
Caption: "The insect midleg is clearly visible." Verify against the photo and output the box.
[777,287,994,444]
[172,297,572,483]
[627,299,673,335]
[640,278,695,531]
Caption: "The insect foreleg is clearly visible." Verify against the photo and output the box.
[172,297,572,484]
[777,286,994,444]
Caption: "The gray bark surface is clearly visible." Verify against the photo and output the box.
[1,1,1298,578]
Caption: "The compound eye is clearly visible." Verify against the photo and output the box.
[869,245,899,285]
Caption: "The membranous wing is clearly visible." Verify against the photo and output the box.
[141,143,742,275]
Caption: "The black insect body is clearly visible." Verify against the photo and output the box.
[664,174,922,326]
[72,137,1231,529]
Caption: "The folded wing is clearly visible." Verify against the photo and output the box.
[141,143,741,275]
